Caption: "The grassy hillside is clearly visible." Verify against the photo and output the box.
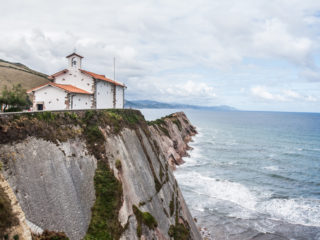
[0,59,50,92]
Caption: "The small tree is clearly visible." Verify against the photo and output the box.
[0,84,31,112]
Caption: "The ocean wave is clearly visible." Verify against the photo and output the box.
[175,171,257,210]
[176,170,320,228]
[257,198,320,227]
[263,165,279,171]
[267,173,297,182]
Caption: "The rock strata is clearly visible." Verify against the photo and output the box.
[0,109,201,240]
[0,174,32,240]
[148,112,197,169]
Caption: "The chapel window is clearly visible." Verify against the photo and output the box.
[72,57,77,67]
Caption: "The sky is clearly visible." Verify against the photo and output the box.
[1,0,320,112]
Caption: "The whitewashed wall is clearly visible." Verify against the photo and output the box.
[115,86,124,109]
[33,86,67,110]
[96,81,114,109]
[68,55,82,69]
[71,94,92,110]
[54,70,94,93]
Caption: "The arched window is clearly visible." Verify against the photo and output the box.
[72,57,77,67]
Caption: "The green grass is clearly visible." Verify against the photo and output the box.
[0,109,167,239]
[147,115,179,137]
[64,112,78,121]
[169,193,174,216]
[0,109,150,145]
[172,119,182,131]
[168,223,190,240]
[115,159,122,170]
[34,111,56,122]
[84,161,123,240]
[85,124,104,145]
[132,205,158,237]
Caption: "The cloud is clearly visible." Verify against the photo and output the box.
[282,90,301,99]
[251,86,287,101]
[251,86,317,102]
[0,0,320,110]
[305,95,317,102]
[252,18,313,65]
[164,80,216,98]
[300,67,320,82]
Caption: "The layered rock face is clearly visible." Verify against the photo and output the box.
[0,175,32,240]
[148,112,197,169]
[0,110,201,240]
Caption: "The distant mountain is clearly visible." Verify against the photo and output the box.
[125,100,237,111]
[0,59,49,92]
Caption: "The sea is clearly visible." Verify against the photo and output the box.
[140,109,320,240]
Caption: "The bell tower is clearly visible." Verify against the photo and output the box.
[66,52,83,69]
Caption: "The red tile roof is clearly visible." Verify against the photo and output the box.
[27,82,51,93]
[27,83,91,94]
[48,69,68,79]
[54,84,91,94]
[80,69,125,87]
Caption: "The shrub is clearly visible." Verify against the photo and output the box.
[32,230,69,240]
[132,205,158,237]
[168,223,190,240]
[86,125,104,144]
[115,159,122,170]
[0,84,31,112]
[84,161,123,240]
[169,193,175,216]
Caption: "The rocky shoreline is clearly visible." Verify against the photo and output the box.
[148,112,198,169]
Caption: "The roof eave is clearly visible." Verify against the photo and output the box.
[66,53,84,59]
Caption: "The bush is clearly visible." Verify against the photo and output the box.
[115,159,122,170]
[84,161,123,240]
[168,223,190,240]
[132,205,158,237]
[86,125,104,144]
[32,230,69,240]
[0,84,31,112]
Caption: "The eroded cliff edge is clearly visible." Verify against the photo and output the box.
[0,110,200,240]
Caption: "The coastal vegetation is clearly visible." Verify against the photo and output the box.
[132,205,158,237]
[0,109,198,239]
[84,162,123,240]
[32,230,69,240]
[0,84,31,112]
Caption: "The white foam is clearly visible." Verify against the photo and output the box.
[263,165,279,171]
[175,171,257,210]
[257,198,320,227]
[177,167,320,229]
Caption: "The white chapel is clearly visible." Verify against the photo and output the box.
[28,53,126,111]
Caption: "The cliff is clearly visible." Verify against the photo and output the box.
[0,110,201,240]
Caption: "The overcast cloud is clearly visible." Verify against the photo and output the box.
[1,0,320,111]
